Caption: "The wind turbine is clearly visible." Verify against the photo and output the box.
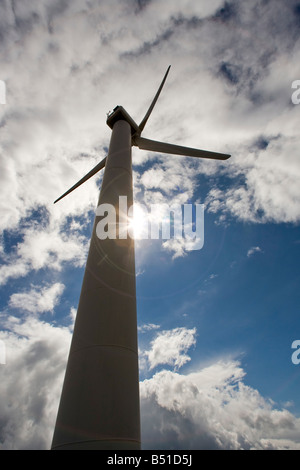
[51,66,230,450]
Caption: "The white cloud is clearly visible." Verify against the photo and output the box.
[68,307,77,327]
[139,322,300,449]
[162,234,204,260]
[0,314,299,450]
[0,315,71,450]
[9,282,65,314]
[17,226,87,271]
[143,327,197,370]
[0,318,298,451]
[247,246,262,258]
[0,224,88,285]
[138,323,160,333]
[140,360,300,450]
[162,239,188,260]
[206,134,300,224]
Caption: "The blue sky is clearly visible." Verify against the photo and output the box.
[0,0,300,450]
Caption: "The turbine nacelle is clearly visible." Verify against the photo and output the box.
[107,106,140,136]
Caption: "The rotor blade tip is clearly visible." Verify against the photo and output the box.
[52,156,107,205]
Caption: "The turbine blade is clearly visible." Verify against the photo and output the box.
[133,136,231,160]
[54,156,107,204]
[138,65,171,134]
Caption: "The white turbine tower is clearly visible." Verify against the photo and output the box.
[51,66,230,450]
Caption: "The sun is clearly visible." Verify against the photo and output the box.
[128,204,149,239]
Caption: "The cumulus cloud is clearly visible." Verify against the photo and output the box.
[0,315,71,450]
[206,134,300,224]
[143,327,197,370]
[9,282,65,314]
[0,317,299,450]
[140,360,300,450]
[139,325,300,450]
[0,223,88,285]
[138,323,160,333]
[247,246,262,257]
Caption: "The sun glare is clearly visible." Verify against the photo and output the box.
[128,204,148,239]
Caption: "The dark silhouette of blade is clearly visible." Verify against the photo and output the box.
[133,136,231,160]
[54,156,107,204]
[138,65,171,134]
